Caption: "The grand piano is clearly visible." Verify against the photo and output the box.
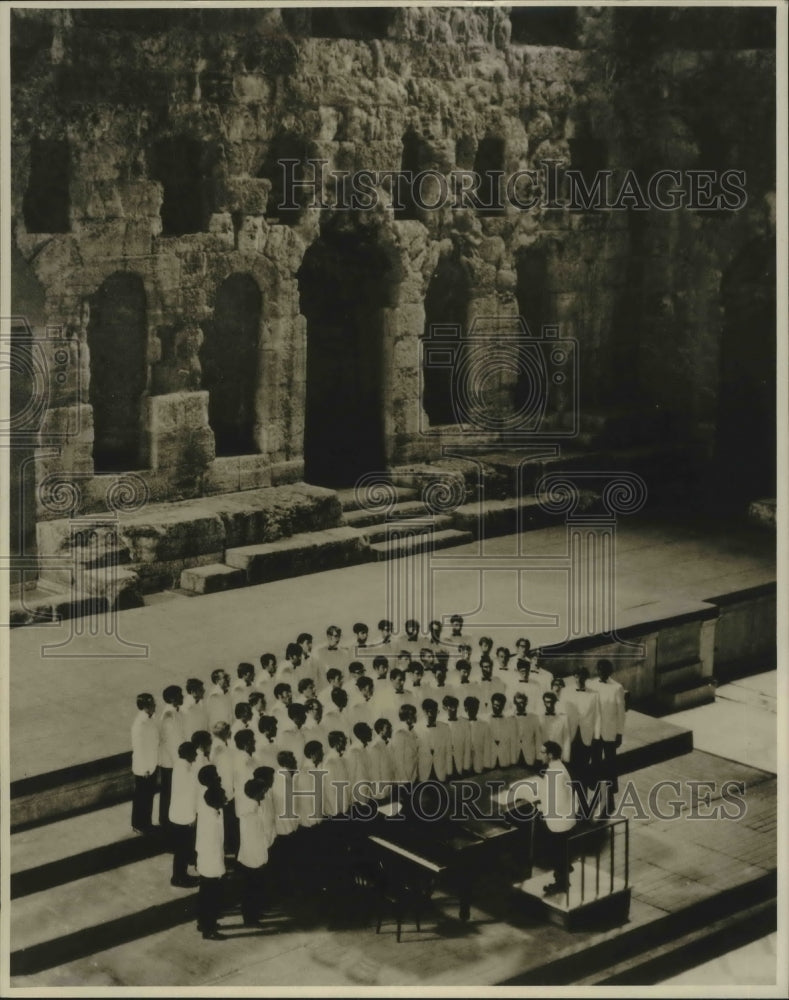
[353,778,530,924]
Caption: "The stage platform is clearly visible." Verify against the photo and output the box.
[8,514,775,827]
[9,750,776,987]
[7,514,778,985]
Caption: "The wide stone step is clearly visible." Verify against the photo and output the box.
[11,799,167,900]
[451,491,600,537]
[179,563,247,595]
[225,526,371,583]
[365,513,455,544]
[10,852,197,977]
[343,499,429,528]
[334,485,419,512]
[369,528,473,561]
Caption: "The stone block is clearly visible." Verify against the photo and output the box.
[118,506,226,564]
[225,526,371,584]
[216,177,271,215]
[207,213,235,249]
[144,392,211,457]
[270,459,304,485]
[180,563,247,594]
[122,219,154,257]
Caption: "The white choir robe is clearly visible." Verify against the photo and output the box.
[238,796,276,869]
[278,726,307,765]
[254,741,279,771]
[348,699,377,731]
[231,680,255,708]
[528,664,554,692]
[169,757,198,825]
[540,712,571,763]
[271,769,300,836]
[488,715,519,768]
[206,686,232,729]
[345,744,376,805]
[210,739,235,801]
[294,766,326,826]
[513,712,541,766]
[322,709,352,743]
[391,726,419,784]
[452,680,478,715]
[368,736,397,800]
[302,721,329,756]
[195,799,225,878]
[323,751,352,816]
[231,719,255,742]
[446,718,472,774]
[416,721,453,782]
[131,711,159,777]
[467,718,493,773]
[158,707,188,770]
[476,677,506,718]
[312,644,349,687]
[589,677,626,742]
[564,687,600,746]
[233,751,257,819]
[509,679,545,715]
[375,688,418,728]
[181,698,208,740]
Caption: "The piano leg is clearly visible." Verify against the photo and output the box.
[457,870,472,921]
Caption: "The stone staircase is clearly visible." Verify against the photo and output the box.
[10,435,701,624]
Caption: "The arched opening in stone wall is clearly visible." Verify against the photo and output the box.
[395,128,424,221]
[87,273,148,472]
[200,273,261,457]
[515,245,549,336]
[473,137,505,216]
[514,245,551,413]
[299,222,397,486]
[715,237,776,503]
[308,8,395,39]
[23,138,70,233]
[422,252,471,426]
[567,121,608,210]
[455,134,477,171]
[149,137,213,236]
[261,130,311,224]
[510,7,579,48]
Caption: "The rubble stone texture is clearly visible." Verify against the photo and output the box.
[9,6,776,584]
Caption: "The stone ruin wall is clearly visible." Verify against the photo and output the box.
[10,6,776,525]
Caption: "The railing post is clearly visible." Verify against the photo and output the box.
[624,818,629,888]
[609,823,615,894]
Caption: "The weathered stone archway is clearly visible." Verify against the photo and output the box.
[201,273,262,457]
[87,272,148,472]
[298,217,402,487]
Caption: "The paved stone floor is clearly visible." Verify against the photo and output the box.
[10,749,777,988]
[6,514,782,990]
[9,513,775,781]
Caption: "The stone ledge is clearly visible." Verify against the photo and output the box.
[225,526,371,584]
[179,563,247,594]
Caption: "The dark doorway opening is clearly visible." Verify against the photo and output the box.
[149,137,213,236]
[23,138,70,233]
[473,137,505,216]
[298,223,397,486]
[422,253,471,426]
[261,130,311,224]
[87,273,147,471]
[201,274,261,457]
[715,237,776,503]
